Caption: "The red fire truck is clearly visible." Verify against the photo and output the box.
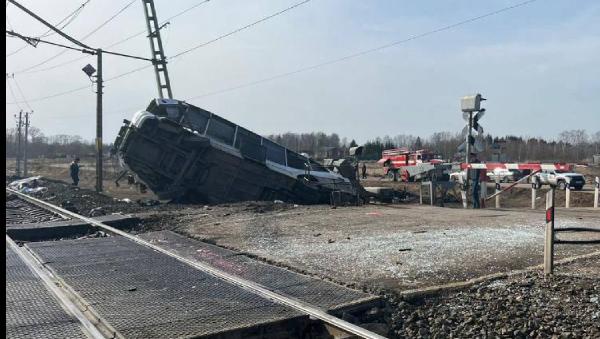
[377,148,445,181]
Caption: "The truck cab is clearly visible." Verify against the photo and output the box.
[534,170,585,190]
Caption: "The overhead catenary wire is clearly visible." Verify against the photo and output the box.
[37,0,92,38]
[186,0,540,100]
[6,30,152,62]
[6,0,538,106]
[11,75,33,111]
[13,0,212,75]
[11,0,137,74]
[170,0,311,59]
[6,76,23,110]
[6,0,310,104]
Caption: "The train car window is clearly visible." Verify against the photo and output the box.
[206,115,236,145]
[182,107,210,133]
[287,151,309,170]
[263,139,286,165]
[234,127,261,149]
[235,128,266,162]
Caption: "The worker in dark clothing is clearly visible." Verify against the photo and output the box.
[70,157,80,186]
[361,163,367,179]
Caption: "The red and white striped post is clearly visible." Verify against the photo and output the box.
[544,188,555,275]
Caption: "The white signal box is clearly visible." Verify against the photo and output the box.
[461,94,486,112]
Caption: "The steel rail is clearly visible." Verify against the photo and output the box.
[6,188,387,339]
[6,236,108,339]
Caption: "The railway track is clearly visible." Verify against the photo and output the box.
[6,188,386,339]
[5,194,67,224]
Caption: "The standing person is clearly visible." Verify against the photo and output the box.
[361,163,367,179]
[70,157,80,186]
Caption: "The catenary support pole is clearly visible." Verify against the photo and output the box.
[23,111,30,177]
[544,188,555,275]
[16,111,22,177]
[96,49,103,192]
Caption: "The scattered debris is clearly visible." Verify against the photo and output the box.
[60,201,78,213]
[7,176,48,195]
[136,199,160,207]
[89,207,106,217]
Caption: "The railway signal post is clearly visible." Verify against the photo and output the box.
[459,93,486,208]
[544,188,555,275]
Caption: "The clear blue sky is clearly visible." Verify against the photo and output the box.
[5,0,600,143]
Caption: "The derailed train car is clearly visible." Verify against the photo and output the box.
[112,99,359,204]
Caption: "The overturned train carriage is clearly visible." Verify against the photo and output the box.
[113,99,358,204]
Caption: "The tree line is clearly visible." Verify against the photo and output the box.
[268,130,600,163]
[6,127,100,159]
[7,126,600,163]
[359,130,600,162]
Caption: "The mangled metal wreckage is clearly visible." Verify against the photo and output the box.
[113,99,360,204]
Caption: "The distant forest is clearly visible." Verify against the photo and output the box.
[6,126,600,163]
[267,130,600,163]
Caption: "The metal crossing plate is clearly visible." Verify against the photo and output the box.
[139,231,380,311]
[5,247,86,339]
[26,237,307,338]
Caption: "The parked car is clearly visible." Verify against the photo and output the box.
[486,168,515,183]
[532,170,585,190]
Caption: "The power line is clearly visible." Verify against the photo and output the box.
[6,84,90,105]
[6,0,92,57]
[185,0,540,100]
[171,0,311,59]
[11,0,137,74]
[6,0,538,106]
[6,75,23,110]
[38,0,92,38]
[6,0,308,103]
[6,30,152,61]
[14,0,212,75]
[11,75,33,111]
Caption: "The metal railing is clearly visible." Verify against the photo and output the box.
[543,187,600,275]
